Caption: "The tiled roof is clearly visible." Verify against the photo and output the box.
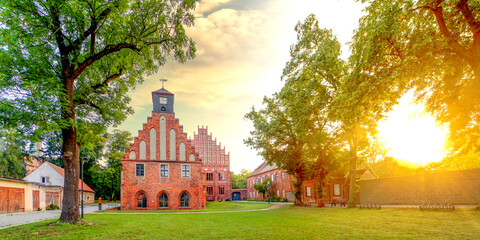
[46,162,95,193]
[249,161,279,177]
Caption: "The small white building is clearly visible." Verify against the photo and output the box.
[0,177,62,213]
[24,162,95,204]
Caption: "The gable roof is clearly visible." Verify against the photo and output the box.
[44,162,95,193]
[249,161,279,177]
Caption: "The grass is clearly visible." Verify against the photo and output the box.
[102,201,271,213]
[1,204,479,239]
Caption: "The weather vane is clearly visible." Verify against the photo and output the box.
[159,78,168,88]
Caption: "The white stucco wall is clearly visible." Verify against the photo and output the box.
[23,163,65,186]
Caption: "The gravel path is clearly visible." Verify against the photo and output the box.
[0,204,119,230]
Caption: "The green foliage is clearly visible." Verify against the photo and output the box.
[0,0,196,221]
[254,177,272,199]
[351,0,480,156]
[231,169,251,189]
[0,129,28,179]
[245,14,343,204]
[46,204,60,210]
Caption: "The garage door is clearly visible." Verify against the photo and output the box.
[0,187,25,213]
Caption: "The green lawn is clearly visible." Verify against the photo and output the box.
[1,205,479,239]
[102,201,271,213]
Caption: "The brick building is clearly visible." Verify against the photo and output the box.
[192,126,232,201]
[247,161,376,205]
[121,87,206,210]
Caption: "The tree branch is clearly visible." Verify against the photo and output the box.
[91,71,123,91]
[72,43,140,80]
[456,0,480,36]
[414,2,470,61]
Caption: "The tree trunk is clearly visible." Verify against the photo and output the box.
[59,78,80,223]
[348,156,356,207]
[348,126,358,208]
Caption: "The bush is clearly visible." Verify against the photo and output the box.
[225,198,231,201]
[37,208,42,211]
[282,198,288,202]
[46,204,60,210]
[218,199,223,202]
[475,203,480,211]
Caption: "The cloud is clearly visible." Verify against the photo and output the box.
[196,0,232,15]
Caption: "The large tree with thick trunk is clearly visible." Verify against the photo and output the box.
[351,0,480,155]
[0,0,196,223]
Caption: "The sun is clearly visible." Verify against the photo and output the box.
[377,92,449,166]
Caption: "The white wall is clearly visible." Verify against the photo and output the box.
[23,163,65,186]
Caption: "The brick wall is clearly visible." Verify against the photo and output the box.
[360,168,480,204]
[247,169,293,200]
[121,112,206,210]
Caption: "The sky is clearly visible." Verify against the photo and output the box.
[117,0,447,173]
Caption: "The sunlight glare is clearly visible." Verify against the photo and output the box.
[377,92,449,166]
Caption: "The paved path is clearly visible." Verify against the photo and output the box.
[0,204,119,230]
[94,203,286,215]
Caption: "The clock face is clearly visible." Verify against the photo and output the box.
[160,97,167,104]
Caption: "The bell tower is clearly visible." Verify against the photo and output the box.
[152,79,174,113]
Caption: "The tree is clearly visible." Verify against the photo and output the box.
[351,0,480,156]
[0,129,28,179]
[231,169,251,189]
[0,0,196,223]
[245,14,342,205]
[253,177,272,200]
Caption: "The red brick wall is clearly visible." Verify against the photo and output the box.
[247,169,293,200]
[231,189,247,200]
[359,168,480,204]
[121,112,206,210]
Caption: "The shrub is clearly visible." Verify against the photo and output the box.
[218,199,223,202]
[46,204,60,210]
[225,198,231,201]
[475,203,480,211]
[282,198,288,202]
[37,208,42,211]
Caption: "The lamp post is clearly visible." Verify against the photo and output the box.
[81,156,84,219]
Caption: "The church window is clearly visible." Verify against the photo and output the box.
[276,173,278,181]
[160,164,169,178]
[277,190,279,197]
[219,186,225,195]
[137,193,147,208]
[219,172,225,181]
[179,142,186,161]
[282,172,285,179]
[189,154,195,162]
[139,141,146,160]
[129,151,136,160]
[206,173,213,181]
[334,184,341,196]
[180,192,189,207]
[283,190,285,198]
[306,186,311,197]
[181,165,190,178]
[170,129,176,160]
[136,164,145,177]
[207,186,213,195]
[160,116,166,160]
[150,128,156,160]
[159,193,168,208]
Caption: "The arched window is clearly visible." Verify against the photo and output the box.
[137,193,147,208]
[170,129,176,160]
[160,116,166,160]
[150,128,156,160]
[180,192,189,207]
[129,151,136,160]
[179,142,186,161]
[188,154,195,162]
[139,141,146,160]
[159,193,168,208]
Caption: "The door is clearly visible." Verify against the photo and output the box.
[232,192,241,201]
[33,190,40,210]
[0,187,24,213]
